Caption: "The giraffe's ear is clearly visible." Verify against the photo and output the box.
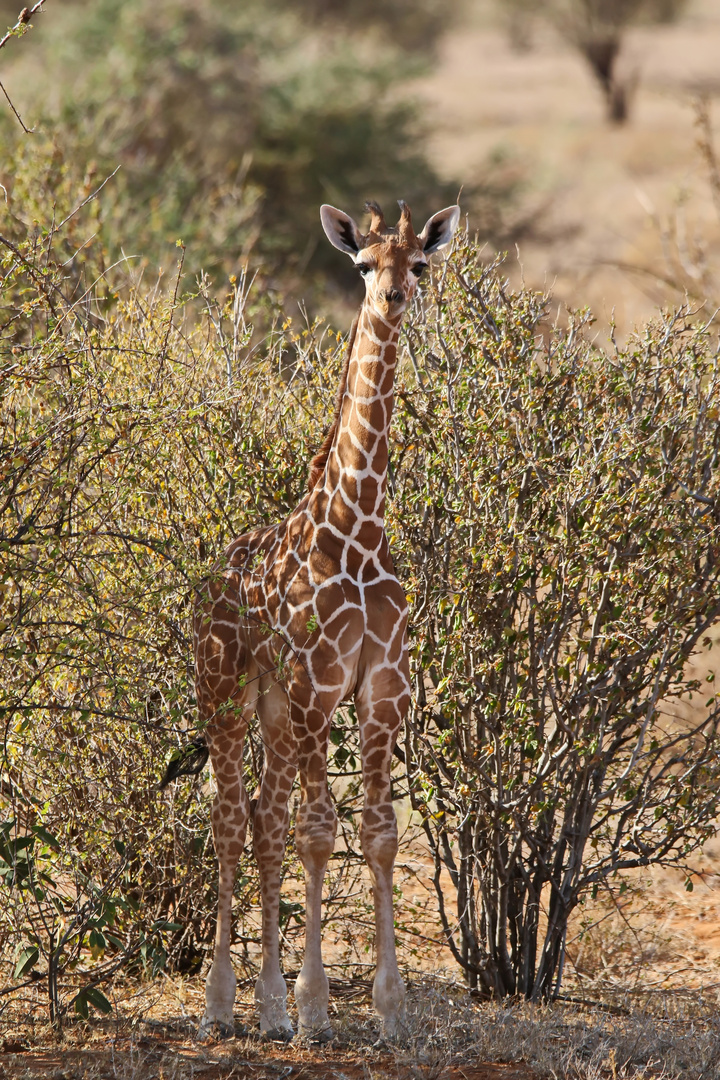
[418,205,462,254]
[320,205,364,255]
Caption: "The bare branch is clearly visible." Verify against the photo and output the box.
[0,1,50,131]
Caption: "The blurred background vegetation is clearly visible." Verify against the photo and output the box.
[0,0,525,300]
[4,0,717,329]
[501,0,691,121]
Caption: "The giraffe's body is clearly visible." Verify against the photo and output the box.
[194,199,460,1040]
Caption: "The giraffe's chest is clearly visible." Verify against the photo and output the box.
[228,526,406,692]
[251,549,401,637]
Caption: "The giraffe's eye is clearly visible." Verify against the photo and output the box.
[411,263,428,278]
[357,263,373,276]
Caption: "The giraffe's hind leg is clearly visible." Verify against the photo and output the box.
[253,677,297,1040]
[195,609,254,1038]
[200,692,252,1037]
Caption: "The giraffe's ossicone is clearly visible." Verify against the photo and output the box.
[192,198,461,1041]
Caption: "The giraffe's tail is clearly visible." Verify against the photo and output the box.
[158,737,209,790]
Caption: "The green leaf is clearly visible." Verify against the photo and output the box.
[31,825,61,850]
[89,928,107,950]
[334,745,349,766]
[12,834,35,853]
[74,991,89,1019]
[85,986,113,1014]
[15,945,39,978]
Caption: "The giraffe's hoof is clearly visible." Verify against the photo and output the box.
[373,1016,406,1048]
[198,1016,236,1041]
[260,1024,295,1043]
[297,1023,334,1045]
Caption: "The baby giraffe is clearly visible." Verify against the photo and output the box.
[193,199,460,1041]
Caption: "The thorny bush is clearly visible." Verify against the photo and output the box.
[0,213,335,1025]
[395,247,720,999]
[1,192,719,1023]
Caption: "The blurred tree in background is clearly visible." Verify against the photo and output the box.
[0,0,528,296]
[499,0,690,121]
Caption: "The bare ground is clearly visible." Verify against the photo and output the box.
[0,977,542,1080]
[4,972,720,1080]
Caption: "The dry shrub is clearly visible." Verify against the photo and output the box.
[394,245,720,999]
[2,178,720,1033]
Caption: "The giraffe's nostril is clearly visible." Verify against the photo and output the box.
[385,289,403,304]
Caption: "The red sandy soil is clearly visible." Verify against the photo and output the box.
[0,977,546,1080]
[0,1041,539,1080]
[0,1019,541,1080]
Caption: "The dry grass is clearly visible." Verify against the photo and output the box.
[2,972,720,1080]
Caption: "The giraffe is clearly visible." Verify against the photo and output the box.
[192,198,461,1041]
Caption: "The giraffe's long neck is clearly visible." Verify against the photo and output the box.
[318,302,402,538]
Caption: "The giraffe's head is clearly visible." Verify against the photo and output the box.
[320,200,461,321]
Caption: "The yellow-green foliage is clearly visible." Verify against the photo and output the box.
[393,248,720,997]
[2,190,720,1018]
[0,221,342,1015]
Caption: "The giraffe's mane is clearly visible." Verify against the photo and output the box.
[306,310,361,493]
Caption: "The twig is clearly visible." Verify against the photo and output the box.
[553,993,630,1016]
[0,2,46,52]
[0,1,50,132]
[0,231,64,315]
[0,974,44,997]
[55,165,122,233]
[0,78,31,131]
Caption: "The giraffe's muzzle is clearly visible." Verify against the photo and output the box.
[384,287,404,304]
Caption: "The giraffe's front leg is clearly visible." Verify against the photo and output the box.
[292,693,339,1042]
[356,667,410,1039]
[200,704,251,1037]
[253,680,297,1040]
